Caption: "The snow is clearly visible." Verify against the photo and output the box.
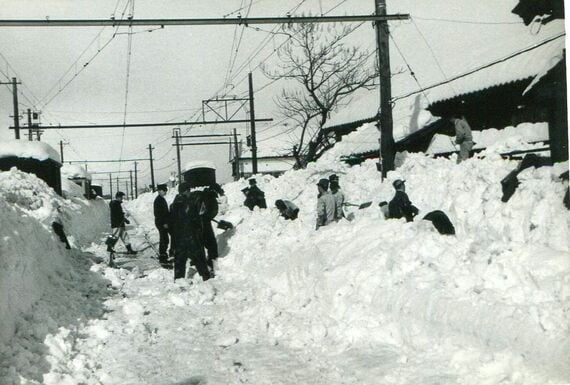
[0,140,61,164]
[426,122,550,154]
[61,164,91,180]
[182,160,217,173]
[1,143,568,385]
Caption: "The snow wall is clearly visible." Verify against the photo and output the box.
[0,168,109,350]
[186,150,569,381]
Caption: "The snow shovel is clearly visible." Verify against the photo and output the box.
[343,201,373,209]
[213,219,234,230]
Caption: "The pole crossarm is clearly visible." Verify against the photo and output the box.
[66,158,149,163]
[173,134,239,138]
[0,14,410,27]
[173,141,230,146]
[89,170,132,174]
[10,118,273,130]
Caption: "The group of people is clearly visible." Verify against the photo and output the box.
[316,174,345,229]
[106,182,228,281]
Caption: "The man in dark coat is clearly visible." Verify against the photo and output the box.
[170,183,211,281]
[107,191,137,254]
[200,184,222,276]
[242,178,267,210]
[423,210,455,235]
[388,179,418,222]
[153,184,171,266]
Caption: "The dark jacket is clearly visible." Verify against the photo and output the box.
[109,199,126,228]
[243,185,267,210]
[279,200,299,220]
[153,195,170,227]
[170,190,219,249]
[169,194,196,248]
[388,191,418,222]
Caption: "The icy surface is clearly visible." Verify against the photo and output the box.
[0,152,568,385]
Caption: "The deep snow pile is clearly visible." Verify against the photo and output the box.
[2,152,569,385]
[0,168,110,384]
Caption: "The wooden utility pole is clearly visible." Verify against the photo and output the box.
[134,161,138,198]
[0,78,21,139]
[129,170,134,198]
[375,0,396,178]
[248,72,258,174]
[27,109,33,141]
[109,173,113,198]
[233,128,240,180]
[125,181,129,199]
[59,140,64,162]
[116,177,120,195]
[148,144,155,192]
[174,128,182,185]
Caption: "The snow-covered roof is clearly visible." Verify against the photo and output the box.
[0,140,61,164]
[182,160,216,173]
[322,4,565,132]
[239,157,295,174]
[61,164,91,180]
[426,34,565,104]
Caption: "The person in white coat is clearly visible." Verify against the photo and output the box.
[316,178,336,229]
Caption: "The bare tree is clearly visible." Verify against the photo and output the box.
[263,22,378,167]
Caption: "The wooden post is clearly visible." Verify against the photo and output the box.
[375,0,395,178]
[12,78,20,140]
[148,144,155,192]
[248,73,258,174]
[174,128,182,184]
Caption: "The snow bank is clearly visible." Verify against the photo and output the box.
[214,153,569,381]
[61,164,92,180]
[0,168,110,384]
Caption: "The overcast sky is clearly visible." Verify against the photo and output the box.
[0,0,565,188]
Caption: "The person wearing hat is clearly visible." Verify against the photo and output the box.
[106,191,137,254]
[153,184,171,267]
[329,174,345,221]
[242,178,267,210]
[387,179,418,222]
[169,182,211,281]
[316,178,336,229]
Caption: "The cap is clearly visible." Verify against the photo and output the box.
[392,179,406,189]
[115,191,125,198]
[178,182,191,194]
[317,178,329,190]
[157,184,168,192]
[329,174,339,182]
[249,178,257,185]
[209,183,224,195]
[379,201,388,207]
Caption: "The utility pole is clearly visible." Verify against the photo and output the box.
[0,78,21,139]
[174,128,182,184]
[134,161,138,198]
[148,144,155,192]
[125,181,129,199]
[59,140,65,163]
[109,173,113,198]
[116,176,119,195]
[27,109,33,141]
[248,72,258,174]
[375,0,395,178]
[233,128,240,180]
[129,170,134,199]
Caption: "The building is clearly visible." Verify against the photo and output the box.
[61,164,94,199]
[0,140,62,195]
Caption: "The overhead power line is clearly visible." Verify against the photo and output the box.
[392,32,565,102]
[12,118,273,130]
[0,14,410,27]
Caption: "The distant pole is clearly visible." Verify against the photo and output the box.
[109,173,113,198]
[174,128,182,184]
[148,144,155,192]
[248,72,258,174]
[27,109,33,141]
[59,140,64,162]
[129,170,134,198]
[12,78,20,139]
[116,176,119,195]
[233,128,240,180]
[375,0,395,178]
[134,161,138,198]
[125,181,129,199]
